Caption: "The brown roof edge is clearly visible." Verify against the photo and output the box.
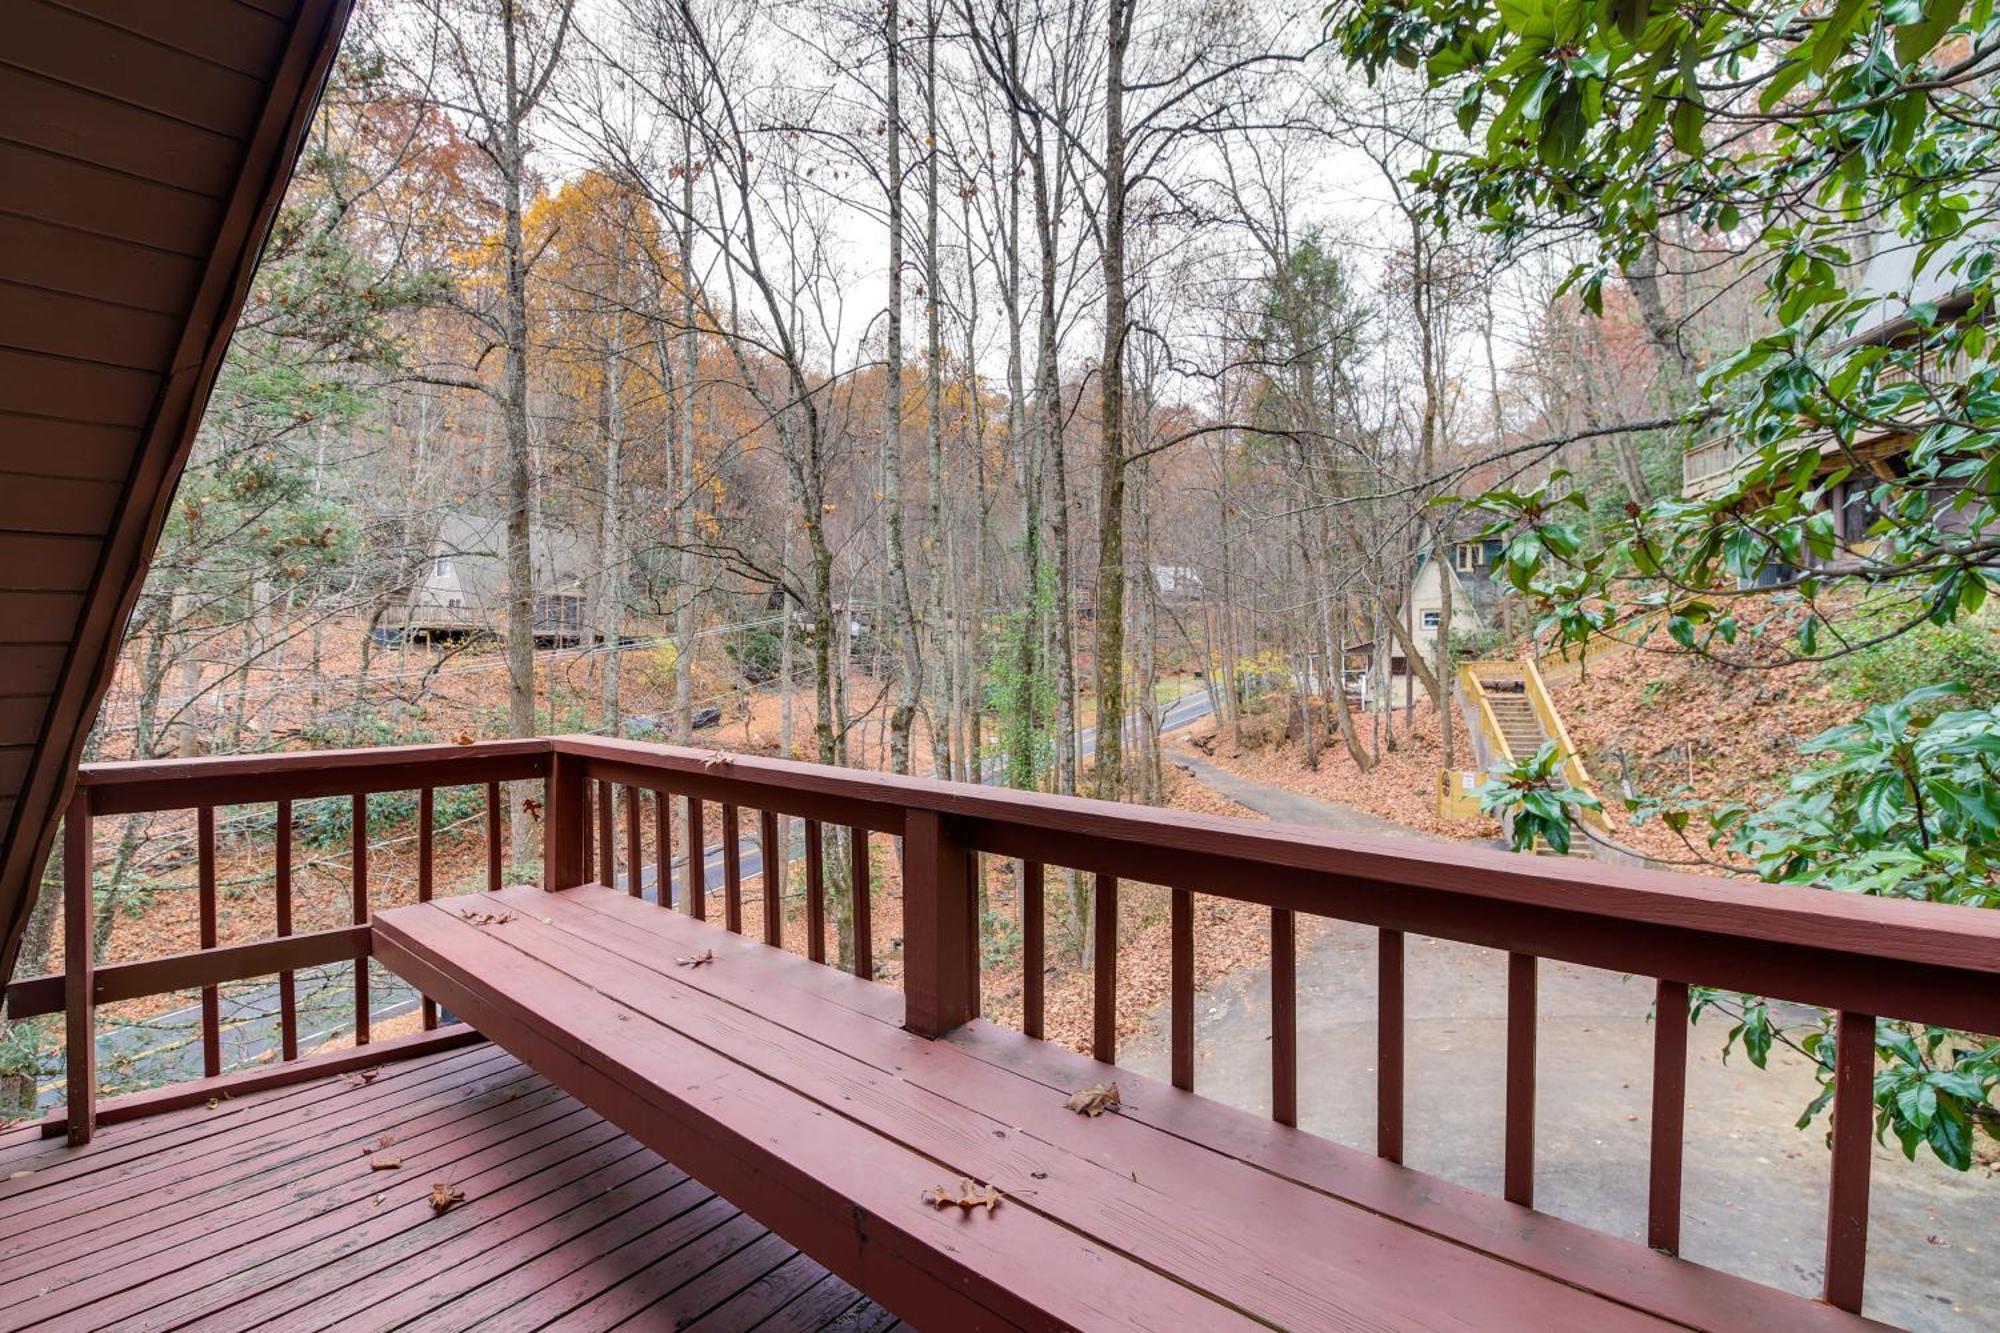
[0,0,360,988]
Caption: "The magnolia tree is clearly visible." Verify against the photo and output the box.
[1333,0,1999,1165]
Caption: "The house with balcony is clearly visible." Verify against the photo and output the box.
[1682,228,1996,556]
[0,4,1995,1329]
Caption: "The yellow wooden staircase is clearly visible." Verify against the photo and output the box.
[1452,656,1629,859]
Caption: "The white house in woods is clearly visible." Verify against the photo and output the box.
[1389,532,1507,678]
[1152,564,1203,601]
[382,510,601,645]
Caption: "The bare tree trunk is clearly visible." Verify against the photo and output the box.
[882,0,922,775]
[598,221,627,735]
[1090,0,1131,802]
[922,1,952,782]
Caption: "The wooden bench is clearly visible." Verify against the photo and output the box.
[373,884,1885,1332]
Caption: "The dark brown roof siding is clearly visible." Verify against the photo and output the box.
[0,0,357,985]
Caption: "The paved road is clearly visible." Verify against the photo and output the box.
[1123,755,1997,1331]
[64,687,1224,1101]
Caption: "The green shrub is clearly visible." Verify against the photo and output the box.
[1829,615,2000,710]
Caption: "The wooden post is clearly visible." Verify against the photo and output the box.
[543,753,588,891]
[63,790,94,1147]
[903,810,973,1037]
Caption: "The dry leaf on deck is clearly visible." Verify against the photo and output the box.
[701,751,733,769]
[922,1179,1001,1213]
[369,1156,402,1171]
[1063,1082,1121,1117]
[675,950,716,968]
[453,733,474,745]
[429,1183,465,1214]
[343,1067,381,1088]
[459,910,515,927]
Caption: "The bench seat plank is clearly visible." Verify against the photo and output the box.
[476,885,1681,1332]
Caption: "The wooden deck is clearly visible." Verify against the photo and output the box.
[0,1041,902,1331]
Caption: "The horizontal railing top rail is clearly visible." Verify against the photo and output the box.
[553,735,2000,1034]
[63,733,2000,1037]
[76,738,549,813]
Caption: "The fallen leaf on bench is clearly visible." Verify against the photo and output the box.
[459,909,515,927]
[369,1156,402,1171]
[923,1179,1001,1213]
[676,950,716,967]
[429,1183,465,1214]
[1063,1082,1121,1117]
[343,1068,381,1088]
[702,751,733,769]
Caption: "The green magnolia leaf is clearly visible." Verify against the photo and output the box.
[1893,0,1966,64]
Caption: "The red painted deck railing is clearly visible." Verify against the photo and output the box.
[20,734,2000,1317]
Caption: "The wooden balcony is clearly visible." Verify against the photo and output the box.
[8,737,1998,1329]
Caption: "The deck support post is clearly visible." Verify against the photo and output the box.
[63,789,94,1146]
[903,809,974,1036]
[544,752,589,891]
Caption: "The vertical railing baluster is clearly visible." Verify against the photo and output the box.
[485,779,502,892]
[580,779,596,884]
[1378,928,1405,1162]
[685,796,705,920]
[1272,907,1297,1126]
[1169,886,1193,1090]
[351,794,369,1047]
[654,791,672,909]
[1504,951,1537,1206]
[63,791,94,1146]
[761,809,783,946]
[1093,873,1118,1064]
[596,780,615,887]
[966,849,982,1020]
[416,790,435,1032]
[804,820,826,962]
[1823,1009,1876,1312]
[198,804,220,1076]
[1021,860,1044,1040]
[1648,978,1689,1253]
[850,828,872,980]
[276,798,299,1057]
[624,785,643,899]
[722,804,743,933]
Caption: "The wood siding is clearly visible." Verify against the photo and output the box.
[0,0,357,984]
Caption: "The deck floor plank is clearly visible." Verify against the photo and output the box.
[0,1044,885,1332]
[0,1053,539,1281]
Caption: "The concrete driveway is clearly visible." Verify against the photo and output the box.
[1133,760,1996,1331]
